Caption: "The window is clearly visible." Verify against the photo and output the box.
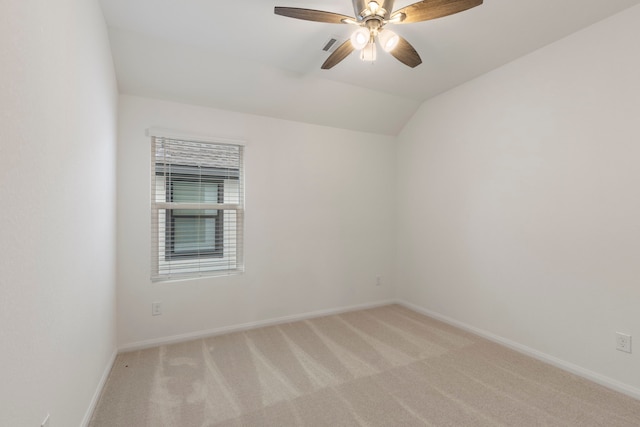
[151,132,244,281]
[165,166,224,259]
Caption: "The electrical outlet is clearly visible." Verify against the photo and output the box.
[376,276,382,286]
[152,302,162,316]
[41,413,50,427]
[616,332,632,353]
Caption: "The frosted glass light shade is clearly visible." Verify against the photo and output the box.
[351,28,370,50]
[378,29,399,52]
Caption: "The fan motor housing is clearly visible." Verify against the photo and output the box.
[352,0,395,21]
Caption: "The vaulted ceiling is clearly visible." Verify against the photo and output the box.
[99,0,640,135]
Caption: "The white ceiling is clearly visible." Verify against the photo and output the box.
[99,0,640,135]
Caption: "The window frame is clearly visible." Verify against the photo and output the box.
[149,129,245,282]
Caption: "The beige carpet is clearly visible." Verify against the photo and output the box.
[90,305,640,426]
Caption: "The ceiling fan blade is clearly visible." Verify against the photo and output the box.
[321,40,355,69]
[393,0,482,24]
[274,7,353,24]
[390,36,422,68]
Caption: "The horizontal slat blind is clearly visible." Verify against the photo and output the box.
[151,136,244,281]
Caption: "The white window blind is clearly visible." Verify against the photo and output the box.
[151,134,244,281]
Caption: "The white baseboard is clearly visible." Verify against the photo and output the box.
[81,348,118,427]
[118,299,396,353]
[397,300,640,401]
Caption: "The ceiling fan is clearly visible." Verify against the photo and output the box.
[274,0,483,69]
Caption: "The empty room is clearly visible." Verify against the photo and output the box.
[2,0,640,426]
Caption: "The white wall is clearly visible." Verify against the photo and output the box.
[117,95,396,348]
[397,4,640,394]
[0,1,118,426]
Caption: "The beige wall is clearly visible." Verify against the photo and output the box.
[116,95,397,349]
[397,5,640,396]
[0,0,118,425]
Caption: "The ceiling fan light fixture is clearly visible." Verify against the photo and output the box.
[360,41,377,62]
[351,27,370,50]
[378,29,399,52]
[275,0,483,69]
